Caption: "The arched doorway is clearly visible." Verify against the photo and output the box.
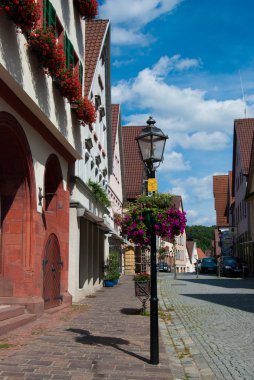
[43,234,62,309]
[0,112,34,297]
[42,154,64,309]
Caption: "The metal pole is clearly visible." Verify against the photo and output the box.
[149,168,159,365]
[173,239,177,279]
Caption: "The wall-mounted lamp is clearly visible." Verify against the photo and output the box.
[38,187,56,206]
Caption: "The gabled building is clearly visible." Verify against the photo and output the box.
[68,19,113,301]
[0,0,87,315]
[107,104,126,271]
[244,132,254,273]
[122,125,146,273]
[122,125,146,201]
[232,118,254,262]
[213,174,229,256]
[186,240,198,272]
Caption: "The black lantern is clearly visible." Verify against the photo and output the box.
[136,116,168,365]
[136,116,168,171]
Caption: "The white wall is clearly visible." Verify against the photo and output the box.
[0,0,85,157]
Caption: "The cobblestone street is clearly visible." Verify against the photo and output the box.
[158,272,254,380]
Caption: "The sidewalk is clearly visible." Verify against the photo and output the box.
[0,276,175,380]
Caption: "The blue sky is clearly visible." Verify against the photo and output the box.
[99,0,254,226]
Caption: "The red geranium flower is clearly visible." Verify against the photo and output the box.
[72,96,97,125]
[1,0,40,33]
[75,0,99,19]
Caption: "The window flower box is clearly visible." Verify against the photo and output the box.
[74,0,99,19]
[1,0,41,33]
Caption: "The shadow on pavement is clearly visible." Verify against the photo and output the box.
[120,308,142,315]
[176,275,254,290]
[66,328,150,363]
[182,293,254,313]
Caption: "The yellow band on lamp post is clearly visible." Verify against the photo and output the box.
[148,178,157,192]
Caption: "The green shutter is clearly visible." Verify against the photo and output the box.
[44,0,56,31]
[49,4,56,30]
[64,33,74,68]
[79,62,83,85]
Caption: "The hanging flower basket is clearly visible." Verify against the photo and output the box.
[119,193,187,248]
[74,0,99,19]
[71,96,97,126]
[27,27,65,77]
[0,0,41,33]
[54,66,82,102]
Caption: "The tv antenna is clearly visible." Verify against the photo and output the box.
[239,70,247,118]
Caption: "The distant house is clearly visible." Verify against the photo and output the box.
[197,248,207,260]
[159,196,189,273]
[122,125,146,273]
[213,174,229,257]
[186,241,198,272]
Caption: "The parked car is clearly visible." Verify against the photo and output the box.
[158,262,170,272]
[218,256,248,277]
[200,257,217,273]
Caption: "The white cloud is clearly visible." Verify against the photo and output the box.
[100,0,183,46]
[173,131,230,150]
[160,152,191,172]
[100,0,183,27]
[112,58,135,68]
[168,175,215,226]
[152,55,201,76]
[111,27,154,47]
[112,56,250,142]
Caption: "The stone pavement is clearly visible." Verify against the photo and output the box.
[0,275,179,380]
[159,273,254,380]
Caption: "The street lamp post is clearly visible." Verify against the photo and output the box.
[136,116,168,365]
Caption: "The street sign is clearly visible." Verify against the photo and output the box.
[148,178,157,192]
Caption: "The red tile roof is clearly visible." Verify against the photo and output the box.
[186,240,195,262]
[228,171,234,206]
[234,118,254,175]
[85,19,109,96]
[122,125,146,200]
[111,104,120,154]
[197,248,207,259]
[213,175,229,227]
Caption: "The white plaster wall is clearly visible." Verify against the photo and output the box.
[68,208,80,299]
[0,100,68,213]
[75,56,108,190]
[0,0,85,156]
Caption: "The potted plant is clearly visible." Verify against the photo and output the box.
[88,179,111,208]
[74,0,99,19]
[134,273,150,312]
[103,251,120,287]
[0,0,41,33]
[103,273,117,287]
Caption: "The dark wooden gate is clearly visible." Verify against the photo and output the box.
[43,234,62,309]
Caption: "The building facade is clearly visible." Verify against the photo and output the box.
[0,0,87,313]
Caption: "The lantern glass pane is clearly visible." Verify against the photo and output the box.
[152,138,165,161]
[138,136,152,161]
